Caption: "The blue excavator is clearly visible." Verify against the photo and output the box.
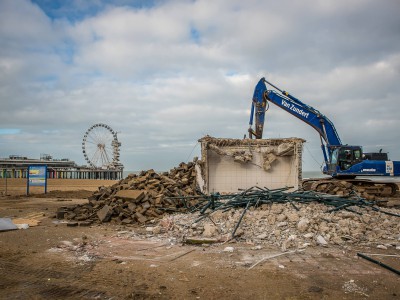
[247,77,400,195]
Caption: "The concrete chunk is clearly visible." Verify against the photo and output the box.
[203,223,217,237]
[79,221,92,226]
[121,218,133,225]
[316,235,328,246]
[67,221,78,227]
[115,190,145,202]
[128,203,137,211]
[97,205,112,222]
[276,143,294,156]
[142,201,151,210]
[135,212,148,224]
[56,210,67,219]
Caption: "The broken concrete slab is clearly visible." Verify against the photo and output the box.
[316,235,328,246]
[67,221,79,227]
[115,190,145,202]
[202,223,217,237]
[135,212,148,224]
[56,210,67,219]
[79,221,93,227]
[97,205,112,222]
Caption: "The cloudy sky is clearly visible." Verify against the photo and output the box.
[1,0,399,172]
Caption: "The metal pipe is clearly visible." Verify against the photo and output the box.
[231,201,251,238]
[357,252,400,276]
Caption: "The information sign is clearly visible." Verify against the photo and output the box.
[27,165,47,194]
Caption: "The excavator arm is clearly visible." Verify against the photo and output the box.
[248,77,342,168]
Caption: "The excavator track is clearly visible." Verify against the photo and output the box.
[302,177,399,201]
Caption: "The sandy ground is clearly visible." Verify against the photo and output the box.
[0,178,118,196]
[0,179,399,299]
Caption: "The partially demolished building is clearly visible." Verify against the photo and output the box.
[196,136,305,194]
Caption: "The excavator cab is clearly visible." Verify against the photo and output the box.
[328,146,363,172]
[338,146,363,170]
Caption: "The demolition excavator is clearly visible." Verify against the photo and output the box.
[247,77,400,196]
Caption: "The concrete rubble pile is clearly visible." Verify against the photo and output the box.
[56,161,199,225]
[153,202,400,250]
[302,179,399,203]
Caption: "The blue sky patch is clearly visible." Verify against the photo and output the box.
[0,129,21,135]
[190,26,200,44]
[31,0,162,22]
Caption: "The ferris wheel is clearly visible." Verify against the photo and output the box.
[82,123,122,169]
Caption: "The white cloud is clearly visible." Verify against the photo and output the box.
[1,0,400,172]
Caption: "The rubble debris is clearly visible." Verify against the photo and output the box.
[156,187,400,250]
[249,249,305,270]
[50,236,100,263]
[316,235,328,246]
[342,280,368,297]
[97,205,112,223]
[57,161,199,225]
[262,152,277,171]
[203,223,217,237]
[183,238,219,245]
[52,155,400,252]
[223,246,235,252]
[56,210,67,219]
[169,186,400,219]
[15,223,29,230]
[376,244,388,250]
[114,190,145,202]
[79,221,92,227]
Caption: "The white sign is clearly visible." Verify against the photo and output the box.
[385,161,394,176]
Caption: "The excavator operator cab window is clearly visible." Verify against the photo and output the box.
[327,148,340,173]
[330,149,339,164]
[353,149,362,160]
[337,147,362,170]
